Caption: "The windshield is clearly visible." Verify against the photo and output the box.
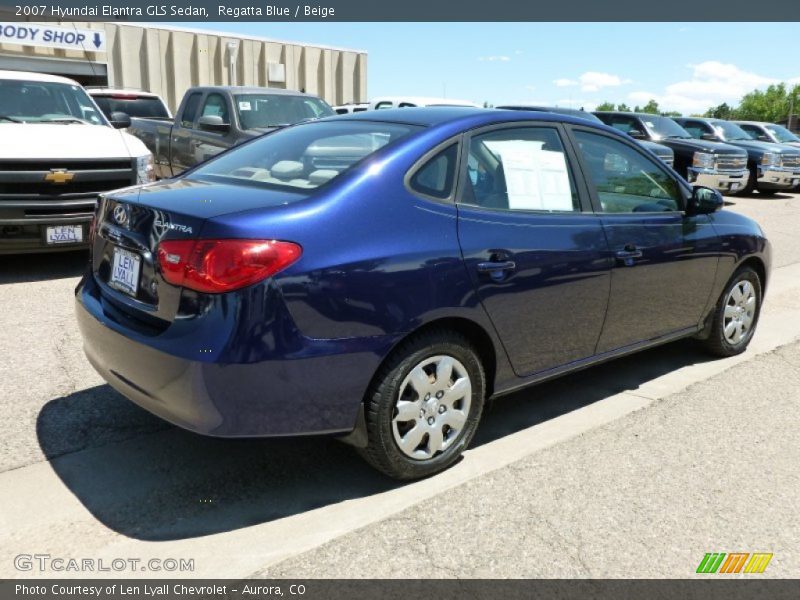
[188,120,422,192]
[234,94,335,129]
[640,115,691,140]
[0,79,107,125]
[712,121,751,142]
[765,124,800,143]
[92,95,169,119]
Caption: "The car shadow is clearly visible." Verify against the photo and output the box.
[0,251,88,284]
[37,338,712,542]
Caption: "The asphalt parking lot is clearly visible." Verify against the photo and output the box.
[1,191,800,579]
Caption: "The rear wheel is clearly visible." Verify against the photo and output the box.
[358,330,485,480]
[700,266,762,357]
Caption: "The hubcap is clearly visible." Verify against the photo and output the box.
[391,355,472,460]
[723,279,757,345]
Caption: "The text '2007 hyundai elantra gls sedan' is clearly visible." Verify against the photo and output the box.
[76,107,771,479]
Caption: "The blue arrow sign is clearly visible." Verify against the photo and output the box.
[93,32,101,49]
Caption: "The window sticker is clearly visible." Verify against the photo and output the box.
[484,140,573,211]
[238,101,252,111]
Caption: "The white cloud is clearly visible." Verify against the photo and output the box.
[627,61,795,114]
[555,72,631,92]
[478,55,511,62]
[524,85,536,91]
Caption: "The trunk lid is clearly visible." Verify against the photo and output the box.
[92,177,310,328]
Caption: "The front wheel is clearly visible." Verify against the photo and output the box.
[358,330,486,480]
[700,266,762,357]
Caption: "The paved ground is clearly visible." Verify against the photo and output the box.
[1,191,799,579]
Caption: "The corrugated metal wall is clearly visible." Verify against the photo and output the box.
[0,22,368,111]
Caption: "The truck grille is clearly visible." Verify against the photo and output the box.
[0,159,134,198]
[716,156,747,171]
[781,155,800,169]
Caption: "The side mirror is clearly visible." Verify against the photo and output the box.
[701,132,718,141]
[198,115,230,132]
[687,186,724,215]
[627,129,646,140]
[109,111,131,129]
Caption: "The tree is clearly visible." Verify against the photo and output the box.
[595,101,616,111]
[661,110,682,117]
[616,103,631,112]
[736,83,800,122]
[639,99,660,114]
[705,102,734,120]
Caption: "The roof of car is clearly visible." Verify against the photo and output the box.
[86,88,160,97]
[732,120,771,126]
[0,70,79,85]
[594,111,673,119]
[325,106,614,132]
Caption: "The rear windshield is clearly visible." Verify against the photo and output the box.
[234,94,335,129]
[188,120,422,192]
[92,95,170,119]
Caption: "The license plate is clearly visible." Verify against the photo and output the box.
[730,183,741,190]
[46,225,83,245]
[110,248,141,296]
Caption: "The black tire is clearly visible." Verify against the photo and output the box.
[358,329,486,480]
[740,166,757,196]
[700,266,762,357]
[757,188,778,197]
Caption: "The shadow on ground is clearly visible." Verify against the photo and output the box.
[37,338,713,542]
[0,251,88,284]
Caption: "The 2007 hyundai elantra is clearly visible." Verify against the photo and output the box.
[76,107,770,479]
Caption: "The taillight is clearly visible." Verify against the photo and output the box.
[157,239,302,293]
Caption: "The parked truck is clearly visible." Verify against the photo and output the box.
[125,86,335,179]
[674,117,800,196]
[0,71,153,254]
[594,112,749,195]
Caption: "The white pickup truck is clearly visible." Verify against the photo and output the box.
[0,70,154,254]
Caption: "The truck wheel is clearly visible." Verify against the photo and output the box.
[757,189,777,197]
[700,266,762,358]
[358,329,486,480]
[740,166,756,196]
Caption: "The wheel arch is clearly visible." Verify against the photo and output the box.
[739,255,768,295]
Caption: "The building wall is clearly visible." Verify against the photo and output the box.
[0,22,368,111]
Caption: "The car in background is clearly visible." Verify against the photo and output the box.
[0,70,153,254]
[734,121,800,149]
[674,117,800,196]
[333,103,369,115]
[369,96,479,110]
[125,86,336,178]
[86,88,172,121]
[498,105,674,167]
[76,107,770,480]
[594,112,749,195]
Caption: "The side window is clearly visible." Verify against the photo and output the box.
[681,122,706,139]
[200,93,230,123]
[605,116,637,134]
[461,127,580,212]
[374,101,394,110]
[573,130,682,214]
[739,125,760,140]
[409,144,458,199]
[398,102,417,108]
[180,92,202,128]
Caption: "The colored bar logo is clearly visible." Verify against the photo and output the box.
[696,552,772,574]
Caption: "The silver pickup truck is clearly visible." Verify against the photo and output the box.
[124,86,335,179]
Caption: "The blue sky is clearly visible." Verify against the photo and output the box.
[179,22,800,115]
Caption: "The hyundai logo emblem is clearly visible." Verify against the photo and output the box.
[112,205,128,227]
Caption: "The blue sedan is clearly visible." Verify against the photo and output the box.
[76,108,770,479]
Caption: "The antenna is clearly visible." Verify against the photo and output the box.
[73,23,101,84]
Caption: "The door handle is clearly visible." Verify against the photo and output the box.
[615,245,643,266]
[477,260,516,273]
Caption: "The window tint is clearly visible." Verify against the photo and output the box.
[200,93,229,123]
[681,122,707,139]
[602,116,638,134]
[180,92,202,128]
[409,144,458,199]
[574,130,682,213]
[462,127,579,212]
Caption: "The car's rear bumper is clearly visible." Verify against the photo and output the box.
[757,167,800,190]
[75,273,398,438]
[687,168,749,192]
